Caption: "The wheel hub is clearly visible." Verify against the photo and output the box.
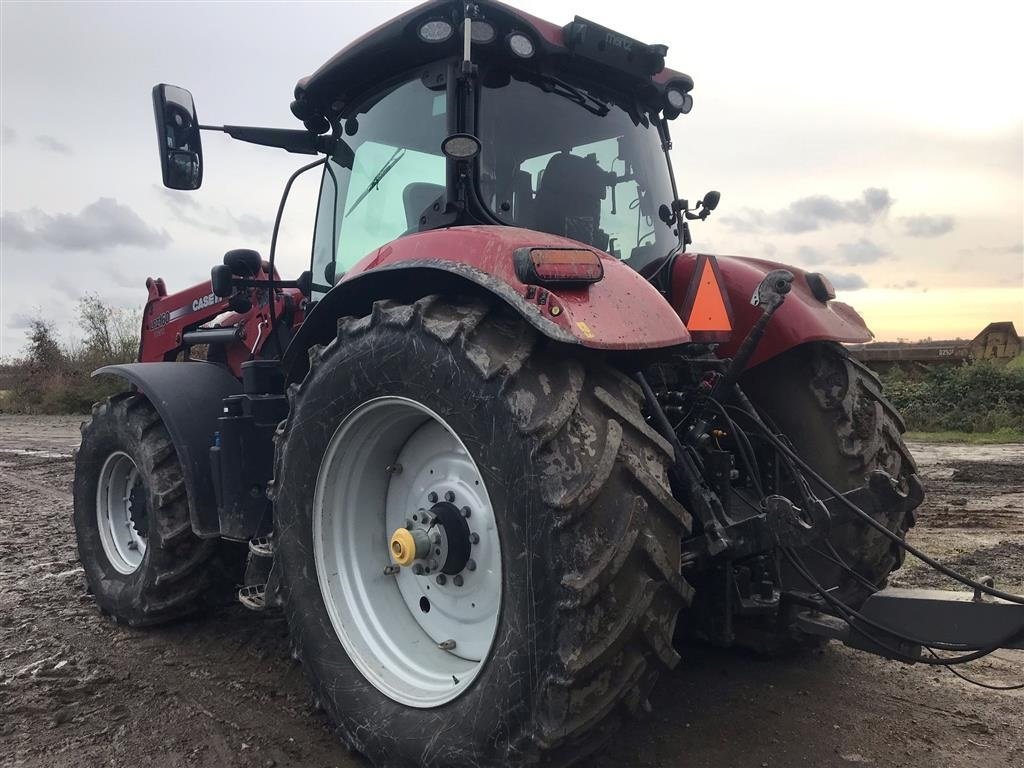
[313,397,502,708]
[389,500,472,576]
[96,451,147,575]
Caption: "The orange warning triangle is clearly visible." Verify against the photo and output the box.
[686,258,732,332]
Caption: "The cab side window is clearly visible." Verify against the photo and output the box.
[310,79,447,299]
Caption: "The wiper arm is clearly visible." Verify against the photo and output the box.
[538,76,609,117]
[346,147,406,215]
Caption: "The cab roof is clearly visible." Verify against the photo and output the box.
[291,0,693,129]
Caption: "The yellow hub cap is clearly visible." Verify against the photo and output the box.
[390,527,421,567]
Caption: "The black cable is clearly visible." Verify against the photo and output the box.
[926,648,1024,690]
[749,413,1024,606]
[796,546,1024,685]
[806,544,1024,688]
[804,541,989,652]
[695,395,765,499]
[782,548,1020,663]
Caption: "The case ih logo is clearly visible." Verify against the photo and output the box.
[192,292,218,312]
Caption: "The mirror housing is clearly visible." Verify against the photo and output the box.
[702,190,721,212]
[153,84,203,190]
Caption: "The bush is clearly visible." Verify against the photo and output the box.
[3,296,140,414]
[881,358,1024,433]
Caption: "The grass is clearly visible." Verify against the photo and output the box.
[904,429,1024,444]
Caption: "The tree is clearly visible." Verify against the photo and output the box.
[77,293,140,364]
[25,317,64,368]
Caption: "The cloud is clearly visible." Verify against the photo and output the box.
[958,242,1023,257]
[838,237,888,264]
[35,135,72,155]
[0,198,171,251]
[158,188,270,239]
[234,213,271,239]
[795,245,826,264]
[900,214,955,238]
[886,280,920,289]
[826,273,868,291]
[1,125,14,144]
[720,188,893,234]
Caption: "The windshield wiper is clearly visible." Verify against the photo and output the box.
[538,76,609,117]
[346,147,406,215]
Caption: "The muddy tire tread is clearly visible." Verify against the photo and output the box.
[276,295,695,767]
[75,394,217,626]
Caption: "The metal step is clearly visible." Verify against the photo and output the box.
[248,536,274,558]
[238,583,267,611]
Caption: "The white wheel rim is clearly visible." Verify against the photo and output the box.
[96,451,147,574]
[313,396,502,708]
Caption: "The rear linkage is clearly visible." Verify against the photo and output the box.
[636,269,1023,662]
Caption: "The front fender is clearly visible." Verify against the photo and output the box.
[285,226,690,380]
[670,253,873,369]
[94,362,242,538]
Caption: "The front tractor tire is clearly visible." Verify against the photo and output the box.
[74,393,218,626]
[272,296,694,768]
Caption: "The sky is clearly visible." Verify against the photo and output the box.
[1,0,1022,358]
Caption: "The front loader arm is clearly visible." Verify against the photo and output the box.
[139,272,304,373]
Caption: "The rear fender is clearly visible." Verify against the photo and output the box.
[670,253,873,369]
[94,362,242,538]
[284,226,690,381]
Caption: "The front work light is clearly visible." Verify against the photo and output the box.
[514,247,604,286]
[441,133,481,159]
[418,19,454,43]
[507,32,535,58]
[468,20,496,44]
[665,87,693,116]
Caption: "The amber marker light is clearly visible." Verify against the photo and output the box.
[514,247,604,286]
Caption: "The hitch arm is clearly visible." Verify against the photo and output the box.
[795,587,1024,660]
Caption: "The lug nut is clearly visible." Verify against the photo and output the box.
[428,491,438,503]
[461,506,471,518]
[453,574,464,587]
[428,558,439,571]
[444,490,456,503]
[383,564,400,575]
[412,563,425,575]
[435,574,447,586]
[469,532,479,544]
[466,559,477,571]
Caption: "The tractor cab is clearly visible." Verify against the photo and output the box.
[293,0,703,294]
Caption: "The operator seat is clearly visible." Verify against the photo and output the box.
[533,152,611,251]
[403,182,445,230]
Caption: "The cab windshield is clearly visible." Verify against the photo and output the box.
[478,75,677,272]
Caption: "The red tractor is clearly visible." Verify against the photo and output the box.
[73,2,1023,766]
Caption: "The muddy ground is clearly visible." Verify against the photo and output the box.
[1,414,1021,768]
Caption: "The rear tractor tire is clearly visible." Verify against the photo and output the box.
[272,295,694,768]
[74,393,219,626]
[734,341,919,652]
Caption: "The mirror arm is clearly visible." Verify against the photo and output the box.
[199,124,345,158]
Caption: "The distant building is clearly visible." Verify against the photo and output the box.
[969,321,1021,360]
[849,321,1020,371]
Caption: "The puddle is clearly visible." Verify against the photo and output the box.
[0,448,73,459]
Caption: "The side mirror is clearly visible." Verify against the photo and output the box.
[702,190,721,212]
[152,84,203,190]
